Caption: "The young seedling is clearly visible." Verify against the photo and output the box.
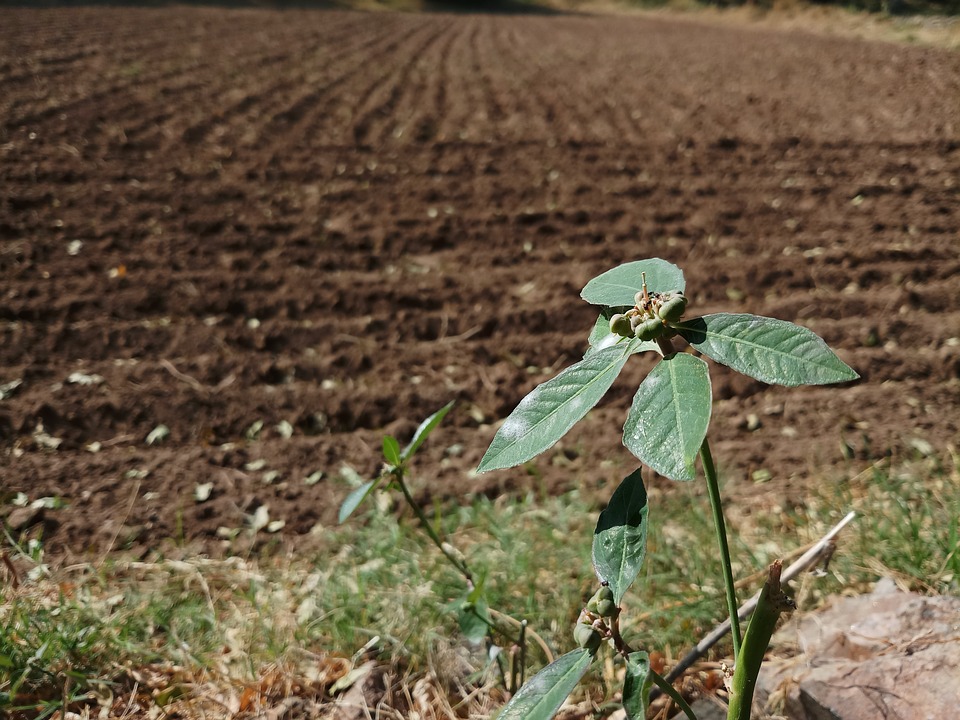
[478,258,858,719]
[338,402,551,693]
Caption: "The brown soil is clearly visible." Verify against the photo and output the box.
[1,7,958,563]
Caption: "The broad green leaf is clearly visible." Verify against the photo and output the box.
[586,311,659,358]
[622,651,652,720]
[496,649,593,720]
[581,259,686,307]
[622,353,711,481]
[402,401,455,460]
[676,313,859,386]
[382,436,401,466]
[478,343,637,473]
[458,595,491,644]
[338,479,378,523]
[592,469,649,604]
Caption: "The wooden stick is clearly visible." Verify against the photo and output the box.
[662,511,856,685]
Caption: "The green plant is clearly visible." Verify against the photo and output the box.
[478,258,858,719]
[339,402,552,692]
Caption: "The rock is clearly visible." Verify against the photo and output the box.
[7,505,44,531]
[756,578,960,720]
[688,697,728,720]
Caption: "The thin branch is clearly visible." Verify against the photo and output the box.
[488,608,555,663]
[650,669,697,720]
[662,510,856,684]
[394,471,472,582]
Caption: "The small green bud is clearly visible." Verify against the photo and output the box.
[596,598,616,618]
[609,313,634,338]
[587,585,616,617]
[657,293,688,324]
[587,585,613,608]
[574,622,603,653]
[635,317,665,341]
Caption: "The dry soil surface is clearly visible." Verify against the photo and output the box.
[2,7,958,562]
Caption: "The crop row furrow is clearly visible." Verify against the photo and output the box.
[345,18,455,147]
[368,18,465,147]
[172,14,385,150]
[2,12,368,132]
[231,15,431,162]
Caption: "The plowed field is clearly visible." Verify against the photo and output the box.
[2,7,958,562]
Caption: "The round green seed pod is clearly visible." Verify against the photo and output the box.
[595,598,616,618]
[636,317,665,341]
[588,585,614,607]
[657,294,688,324]
[586,585,613,613]
[574,622,603,653]
[609,313,634,338]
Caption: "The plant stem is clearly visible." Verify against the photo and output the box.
[726,561,795,720]
[394,471,472,583]
[610,609,634,656]
[700,437,742,659]
[518,619,528,687]
[649,669,697,720]
[656,334,677,357]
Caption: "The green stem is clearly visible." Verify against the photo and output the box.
[517,619,528,687]
[649,669,697,720]
[700,437,742,659]
[727,561,795,720]
[395,471,472,583]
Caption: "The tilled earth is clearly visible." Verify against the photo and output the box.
[1,6,958,563]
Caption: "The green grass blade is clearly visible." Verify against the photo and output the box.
[622,353,711,481]
[592,469,649,604]
[676,313,859,386]
[478,344,637,473]
[496,648,593,720]
[580,259,685,307]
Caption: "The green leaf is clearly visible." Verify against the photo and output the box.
[338,479,378,523]
[585,311,658,358]
[581,259,686,307]
[478,344,637,473]
[676,313,859,386]
[496,649,593,720]
[592,469,649,604]
[402,401,455,460]
[622,353,711,481]
[622,651,652,720]
[382,436,401,466]
[458,596,491,645]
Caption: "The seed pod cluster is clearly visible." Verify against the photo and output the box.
[607,288,688,341]
[573,621,603,653]
[574,584,618,654]
[586,585,616,618]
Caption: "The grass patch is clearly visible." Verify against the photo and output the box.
[2,450,956,718]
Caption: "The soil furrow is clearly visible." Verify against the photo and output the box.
[2,8,958,562]
[349,17,456,147]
